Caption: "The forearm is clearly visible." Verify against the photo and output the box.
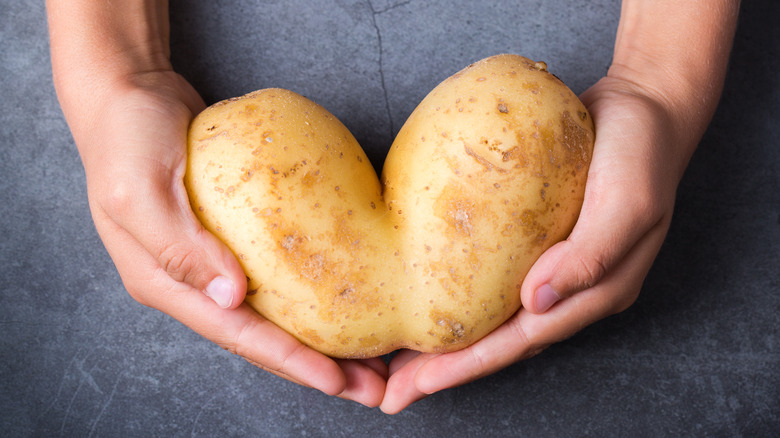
[610,0,740,159]
[47,0,172,123]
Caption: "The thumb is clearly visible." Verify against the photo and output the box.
[520,83,678,314]
[94,168,247,309]
[520,167,666,314]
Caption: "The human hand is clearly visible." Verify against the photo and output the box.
[69,71,388,406]
[47,0,388,407]
[379,75,687,413]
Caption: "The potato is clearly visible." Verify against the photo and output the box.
[185,54,594,358]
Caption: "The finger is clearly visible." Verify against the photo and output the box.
[521,96,672,313]
[381,353,439,415]
[388,349,421,375]
[336,359,389,408]
[358,357,390,380]
[97,218,350,396]
[411,216,668,396]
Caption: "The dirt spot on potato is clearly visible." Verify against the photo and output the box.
[439,197,476,237]
[501,145,531,167]
[464,145,507,173]
[268,215,379,323]
[301,168,324,186]
[297,328,325,347]
[560,111,593,171]
[358,333,381,350]
[517,208,549,248]
[429,310,469,346]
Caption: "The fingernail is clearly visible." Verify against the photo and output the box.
[205,276,234,308]
[535,284,561,312]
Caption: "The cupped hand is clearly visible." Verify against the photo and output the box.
[380,75,689,413]
[75,71,387,407]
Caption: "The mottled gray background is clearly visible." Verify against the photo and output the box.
[1,1,778,436]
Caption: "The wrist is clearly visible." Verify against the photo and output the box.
[48,1,176,143]
[48,0,172,111]
[609,0,739,148]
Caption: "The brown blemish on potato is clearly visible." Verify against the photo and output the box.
[560,111,593,171]
[518,209,549,247]
[501,145,530,167]
[281,159,308,178]
[196,129,229,144]
[445,199,475,236]
[464,145,507,173]
[331,213,363,249]
[272,222,378,322]
[522,81,542,95]
[358,334,381,349]
[240,166,257,182]
[430,310,468,346]
[301,169,323,186]
[497,103,509,113]
[298,328,325,346]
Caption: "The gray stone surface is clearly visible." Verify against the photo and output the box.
[1,0,778,436]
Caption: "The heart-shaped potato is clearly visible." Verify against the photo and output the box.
[185,54,594,358]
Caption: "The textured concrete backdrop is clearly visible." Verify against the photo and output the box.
[1,1,778,436]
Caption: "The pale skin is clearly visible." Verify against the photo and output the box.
[47,0,740,413]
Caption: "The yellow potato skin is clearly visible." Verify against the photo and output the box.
[185,54,594,358]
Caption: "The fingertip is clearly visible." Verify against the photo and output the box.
[414,356,453,395]
[275,344,348,397]
[204,275,238,309]
[202,237,248,309]
[381,354,435,414]
[532,283,561,313]
[318,374,349,398]
[335,360,387,408]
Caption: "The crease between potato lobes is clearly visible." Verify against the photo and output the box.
[185,54,594,358]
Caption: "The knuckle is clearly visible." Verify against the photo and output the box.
[467,344,487,373]
[97,175,168,222]
[231,319,296,377]
[507,317,531,347]
[122,269,182,309]
[157,243,200,284]
[98,178,140,220]
[572,253,608,290]
[612,286,641,315]
[633,192,662,225]
[229,318,257,357]
[629,183,670,228]
[124,283,152,307]
[506,317,544,361]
